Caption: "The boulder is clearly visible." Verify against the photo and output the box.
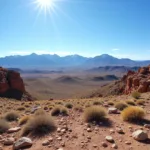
[13,137,33,150]
[132,130,148,141]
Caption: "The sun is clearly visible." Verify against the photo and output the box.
[37,0,53,7]
[33,0,55,14]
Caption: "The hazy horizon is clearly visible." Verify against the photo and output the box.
[0,0,150,59]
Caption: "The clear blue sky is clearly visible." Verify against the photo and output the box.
[0,0,150,60]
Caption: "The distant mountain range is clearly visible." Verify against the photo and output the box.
[87,66,140,73]
[0,53,150,68]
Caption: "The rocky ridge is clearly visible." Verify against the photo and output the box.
[0,67,33,100]
[122,65,150,94]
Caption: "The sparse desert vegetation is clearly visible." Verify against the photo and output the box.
[121,106,145,122]
[4,111,19,122]
[132,91,141,99]
[84,106,107,123]
[21,114,56,137]
[115,102,128,111]
[0,92,150,150]
[0,119,10,133]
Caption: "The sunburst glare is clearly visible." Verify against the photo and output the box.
[33,0,57,15]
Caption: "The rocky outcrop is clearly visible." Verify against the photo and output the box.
[122,65,150,94]
[0,67,33,100]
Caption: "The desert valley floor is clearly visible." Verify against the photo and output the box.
[0,93,150,150]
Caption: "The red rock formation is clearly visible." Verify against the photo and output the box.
[0,67,32,100]
[122,65,150,94]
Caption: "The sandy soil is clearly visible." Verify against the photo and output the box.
[0,93,150,150]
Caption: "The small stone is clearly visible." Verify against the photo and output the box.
[125,141,131,145]
[144,124,150,129]
[57,137,62,141]
[42,140,50,146]
[7,127,21,133]
[57,128,61,132]
[101,142,108,147]
[105,136,114,142]
[110,129,115,134]
[61,129,66,133]
[87,128,92,132]
[112,143,118,149]
[116,128,124,134]
[4,137,15,145]
[93,144,97,148]
[58,148,64,150]
[48,137,53,142]
[108,108,118,114]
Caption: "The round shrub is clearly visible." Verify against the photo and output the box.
[34,109,46,116]
[65,103,73,109]
[132,91,141,99]
[84,106,107,123]
[61,107,69,116]
[0,119,10,133]
[51,106,61,116]
[4,111,19,122]
[17,106,26,111]
[21,114,56,137]
[115,102,128,111]
[107,101,114,106]
[93,100,102,105]
[136,100,145,105]
[126,100,135,106]
[121,106,145,122]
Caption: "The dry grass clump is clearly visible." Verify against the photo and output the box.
[126,100,135,106]
[61,107,69,116]
[84,106,107,123]
[107,101,114,106]
[0,119,10,133]
[17,106,26,111]
[51,106,68,116]
[65,103,73,109]
[93,100,102,105]
[132,91,141,99]
[136,100,145,105]
[4,111,19,122]
[34,109,46,116]
[55,101,63,105]
[24,104,30,108]
[21,114,56,137]
[121,106,145,122]
[19,115,31,125]
[51,106,61,116]
[115,102,128,111]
